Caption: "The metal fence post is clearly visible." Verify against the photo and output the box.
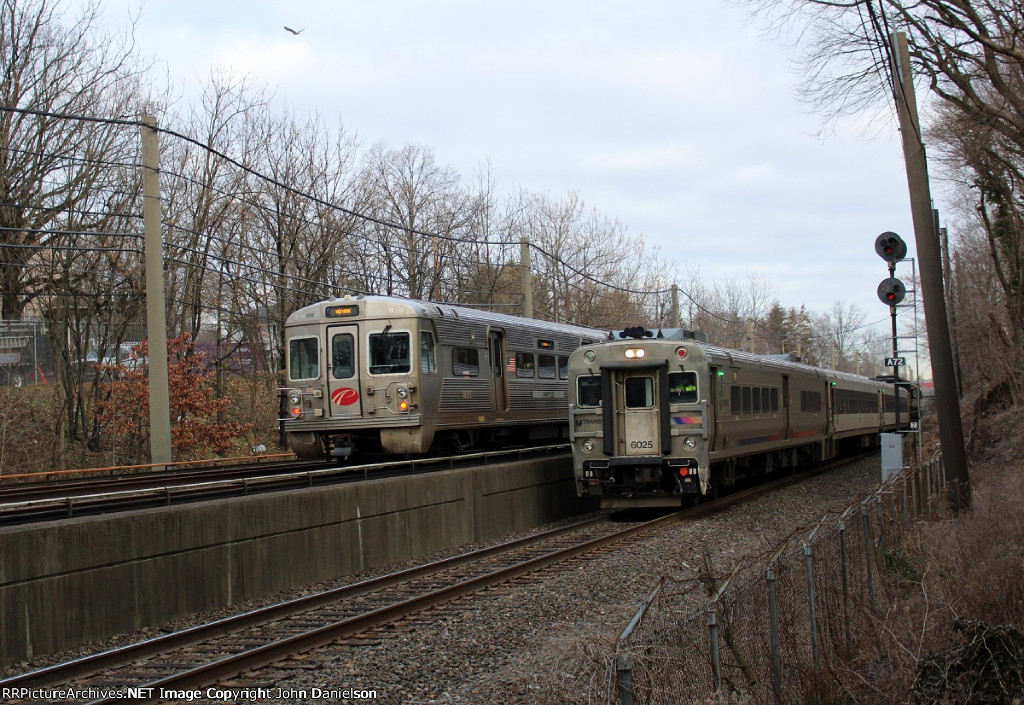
[877,495,887,562]
[767,566,783,704]
[839,519,851,653]
[804,542,821,704]
[616,654,634,705]
[862,503,877,611]
[708,606,722,696]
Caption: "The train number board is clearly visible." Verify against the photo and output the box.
[885,356,906,367]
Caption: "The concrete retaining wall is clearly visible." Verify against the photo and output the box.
[0,455,584,668]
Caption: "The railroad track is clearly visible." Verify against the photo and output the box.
[0,445,568,525]
[0,454,866,704]
[0,510,683,704]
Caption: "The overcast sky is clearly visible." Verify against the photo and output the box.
[95,0,928,331]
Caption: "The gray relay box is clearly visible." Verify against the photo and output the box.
[880,432,904,482]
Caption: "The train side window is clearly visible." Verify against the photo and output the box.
[453,347,479,376]
[771,388,779,412]
[420,332,436,374]
[515,352,536,378]
[577,376,601,407]
[669,372,698,404]
[558,356,569,380]
[742,387,752,414]
[761,388,771,413]
[369,331,410,374]
[288,336,319,381]
[731,386,742,414]
[538,354,556,379]
[752,387,762,414]
[625,377,654,408]
[331,334,354,379]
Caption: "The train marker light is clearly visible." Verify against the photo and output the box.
[877,277,907,306]
[675,346,687,359]
[290,406,301,417]
[398,399,410,412]
[624,348,645,359]
[584,350,596,362]
[874,231,907,262]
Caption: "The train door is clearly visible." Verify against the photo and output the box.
[616,371,660,455]
[326,325,362,417]
[782,375,791,440]
[488,329,508,412]
[708,366,721,451]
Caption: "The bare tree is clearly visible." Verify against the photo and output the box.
[0,0,149,320]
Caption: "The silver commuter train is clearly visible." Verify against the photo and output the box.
[568,330,904,507]
[282,295,608,459]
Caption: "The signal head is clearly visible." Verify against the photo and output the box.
[874,231,907,262]
[877,277,907,306]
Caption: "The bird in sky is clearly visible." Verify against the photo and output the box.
[284,26,304,35]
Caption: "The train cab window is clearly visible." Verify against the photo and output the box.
[288,336,319,381]
[558,356,569,380]
[625,377,654,408]
[453,347,479,376]
[538,354,556,379]
[420,332,436,374]
[577,375,601,407]
[515,352,536,378]
[669,372,698,404]
[368,331,410,374]
[331,334,354,379]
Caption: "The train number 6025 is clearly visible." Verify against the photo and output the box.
[630,440,654,449]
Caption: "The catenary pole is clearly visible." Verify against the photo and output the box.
[889,33,970,511]
[141,115,173,467]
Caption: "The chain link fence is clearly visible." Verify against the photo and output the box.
[612,455,948,704]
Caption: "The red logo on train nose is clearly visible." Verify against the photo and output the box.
[331,387,359,406]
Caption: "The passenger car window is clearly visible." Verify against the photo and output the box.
[538,354,556,379]
[331,334,354,379]
[577,376,602,407]
[288,337,319,381]
[515,352,536,378]
[420,332,436,374]
[625,377,654,408]
[369,331,410,374]
[453,347,479,376]
[669,372,698,404]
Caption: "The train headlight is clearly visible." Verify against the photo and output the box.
[582,439,594,452]
[288,390,301,405]
[624,348,645,359]
[397,386,408,398]
[684,436,696,449]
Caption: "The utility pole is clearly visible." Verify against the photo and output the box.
[141,115,172,468]
[889,32,970,511]
[520,237,533,318]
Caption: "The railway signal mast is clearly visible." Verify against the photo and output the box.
[875,231,908,434]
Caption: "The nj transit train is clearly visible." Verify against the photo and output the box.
[568,330,908,508]
[281,295,608,460]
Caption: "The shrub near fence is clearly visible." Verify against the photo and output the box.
[613,455,949,705]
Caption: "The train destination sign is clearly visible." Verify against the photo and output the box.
[885,357,906,367]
